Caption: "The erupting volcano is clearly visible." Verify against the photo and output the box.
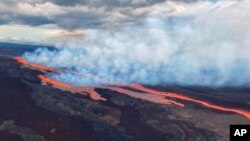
[1,0,250,140]
[14,56,250,120]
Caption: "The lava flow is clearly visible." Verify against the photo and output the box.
[128,84,250,119]
[14,56,250,119]
[38,75,75,89]
[14,57,54,72]
[105,86,185,107]
[38,74,184,106]
[38,75,107,101]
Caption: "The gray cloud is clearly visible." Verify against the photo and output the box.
[21,0,250,87]
[56,13,106,29]
[0,1,139,29]
[14,15,55,26]
[0,14,10,24]
[0,0,155,30]
[0,0,227,30]
[23,1,250,87]
[49,0,165,7]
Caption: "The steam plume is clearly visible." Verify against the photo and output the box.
[23,0,250,87]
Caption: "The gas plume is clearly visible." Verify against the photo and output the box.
[22,0,250,87]
[14,57,250,119]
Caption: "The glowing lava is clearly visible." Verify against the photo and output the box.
[14,57,250,119]
[14,57,54,72]
[129,84,250,119]
[39,75,107,101]
[166,93,250,119]
[38,75,74,89]
[105,87,185,107]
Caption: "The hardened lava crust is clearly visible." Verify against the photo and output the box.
[0,56,250,141]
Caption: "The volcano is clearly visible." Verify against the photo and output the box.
[0,43,250,141]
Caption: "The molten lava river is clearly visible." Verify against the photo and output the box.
[14,57,250,119]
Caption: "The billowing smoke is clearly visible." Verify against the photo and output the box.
[23,0,250,87]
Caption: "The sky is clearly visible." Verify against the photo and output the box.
[0,0,223,44]
[1,0,250,86]
[14,0,250,86]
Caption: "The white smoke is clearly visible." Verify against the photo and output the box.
[23,0,250,87]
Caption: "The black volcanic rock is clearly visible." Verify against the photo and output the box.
[0,55,250,141]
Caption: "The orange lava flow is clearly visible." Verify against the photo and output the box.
[106,87,185,107]
[129,84,250,119]
[14,57,250,119]
[129,84,167,97]
[38,75,74,89]
[14,57,107,101]
[56,71,185,106]
[166,93,250,119]
[14,57,55,72]
[38,75,107,101]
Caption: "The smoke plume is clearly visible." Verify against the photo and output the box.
[23,0,250,87]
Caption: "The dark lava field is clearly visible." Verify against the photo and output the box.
[1,43,250,141]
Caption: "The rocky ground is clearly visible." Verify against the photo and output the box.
[0,55,250,141]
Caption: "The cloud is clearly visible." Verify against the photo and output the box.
[49,0,165,8]
[14,15,54,26]
[0,0,219,30]
[0,24,67,43]
[22,0,250,87]
[54,29,84,36]
[0,1,133,29]
[16,2,65,17]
